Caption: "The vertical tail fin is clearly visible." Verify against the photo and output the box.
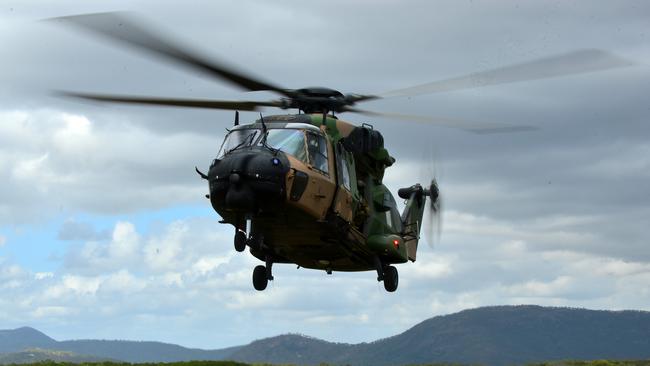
[399,185,427,261]
[399,180,441,261]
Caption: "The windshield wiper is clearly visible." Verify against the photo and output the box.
[258,114,278,155]
[227,131,257,154]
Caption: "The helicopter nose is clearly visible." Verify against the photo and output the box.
[207,148,290,214]
[229,173,241,185]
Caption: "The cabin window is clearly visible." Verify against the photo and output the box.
[336,143,352,191]
[385,210,393,229]
[384,190,403,232]
[262,129,308,163]
[340,156,351,190]
[307,133,329,175]
[218,128,260,157]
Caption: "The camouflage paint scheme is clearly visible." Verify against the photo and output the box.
[213,114,427,272]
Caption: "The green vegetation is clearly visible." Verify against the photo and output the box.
[530,361,650,366]
[2,360,650,366]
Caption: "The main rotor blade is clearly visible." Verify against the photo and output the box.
[345,108,536,134]
[381,49,634,98]
[56,91,282,111]
[47,12,292,97]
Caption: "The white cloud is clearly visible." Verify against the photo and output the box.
[32,306,73,318]
[305,313,371,325]
[0,215,648,348]
[61,275,102,295]
[35,272,54,280]
[0,109,216,224]
[409,255,454,279]
[191,255,233,276]
[505,276,574,298]
[100,270,147,294]
[64,222,141,273]
[108,222,140,260]
[143,221,188,272]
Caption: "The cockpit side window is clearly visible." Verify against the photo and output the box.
[307,133,329,175]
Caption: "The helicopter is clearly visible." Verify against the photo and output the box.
[49,12,632,292]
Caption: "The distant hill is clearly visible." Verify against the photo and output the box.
[55,340,240,363]
[3,306,650,366]
[227,334,349,365]
[0,348,113,364]
[366,305,650,366]
[229,306,650,366]
[0,327,57,353]
[0,327,239,363]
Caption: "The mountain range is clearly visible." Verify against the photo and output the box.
[2,305,650,366]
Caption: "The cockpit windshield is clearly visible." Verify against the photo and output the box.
[261,129,308,163]
[218,128,260,157]
[219,127,317,166]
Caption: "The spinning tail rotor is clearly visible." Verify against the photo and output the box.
[424,178,443,249]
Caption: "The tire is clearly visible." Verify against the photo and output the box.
[252,265,268,291]
[234,231,247,252]
[383,265,399,292]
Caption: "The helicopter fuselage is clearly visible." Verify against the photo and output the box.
[204,114,424,277]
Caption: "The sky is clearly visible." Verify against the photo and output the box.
[1,0,649,350]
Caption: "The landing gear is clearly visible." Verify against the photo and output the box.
[234,230,247,252]
[252,265,268,291]
[383,265,399,292]
[374,256,398,292]
[234,218,254,253]
[252,256,274,291]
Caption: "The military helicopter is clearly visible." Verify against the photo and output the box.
[50,12,631,292]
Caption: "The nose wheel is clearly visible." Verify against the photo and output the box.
[234,230,247,252]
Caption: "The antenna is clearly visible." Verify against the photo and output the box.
[259,113,268,145]
[234,111,239,126]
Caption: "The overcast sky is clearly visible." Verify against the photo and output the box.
[1,0,649,350]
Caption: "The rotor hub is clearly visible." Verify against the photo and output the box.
[283,87,354,114]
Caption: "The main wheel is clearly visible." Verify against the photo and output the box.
[252,265,268,291]
[383,266,399,292]
[234,231,247,252]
